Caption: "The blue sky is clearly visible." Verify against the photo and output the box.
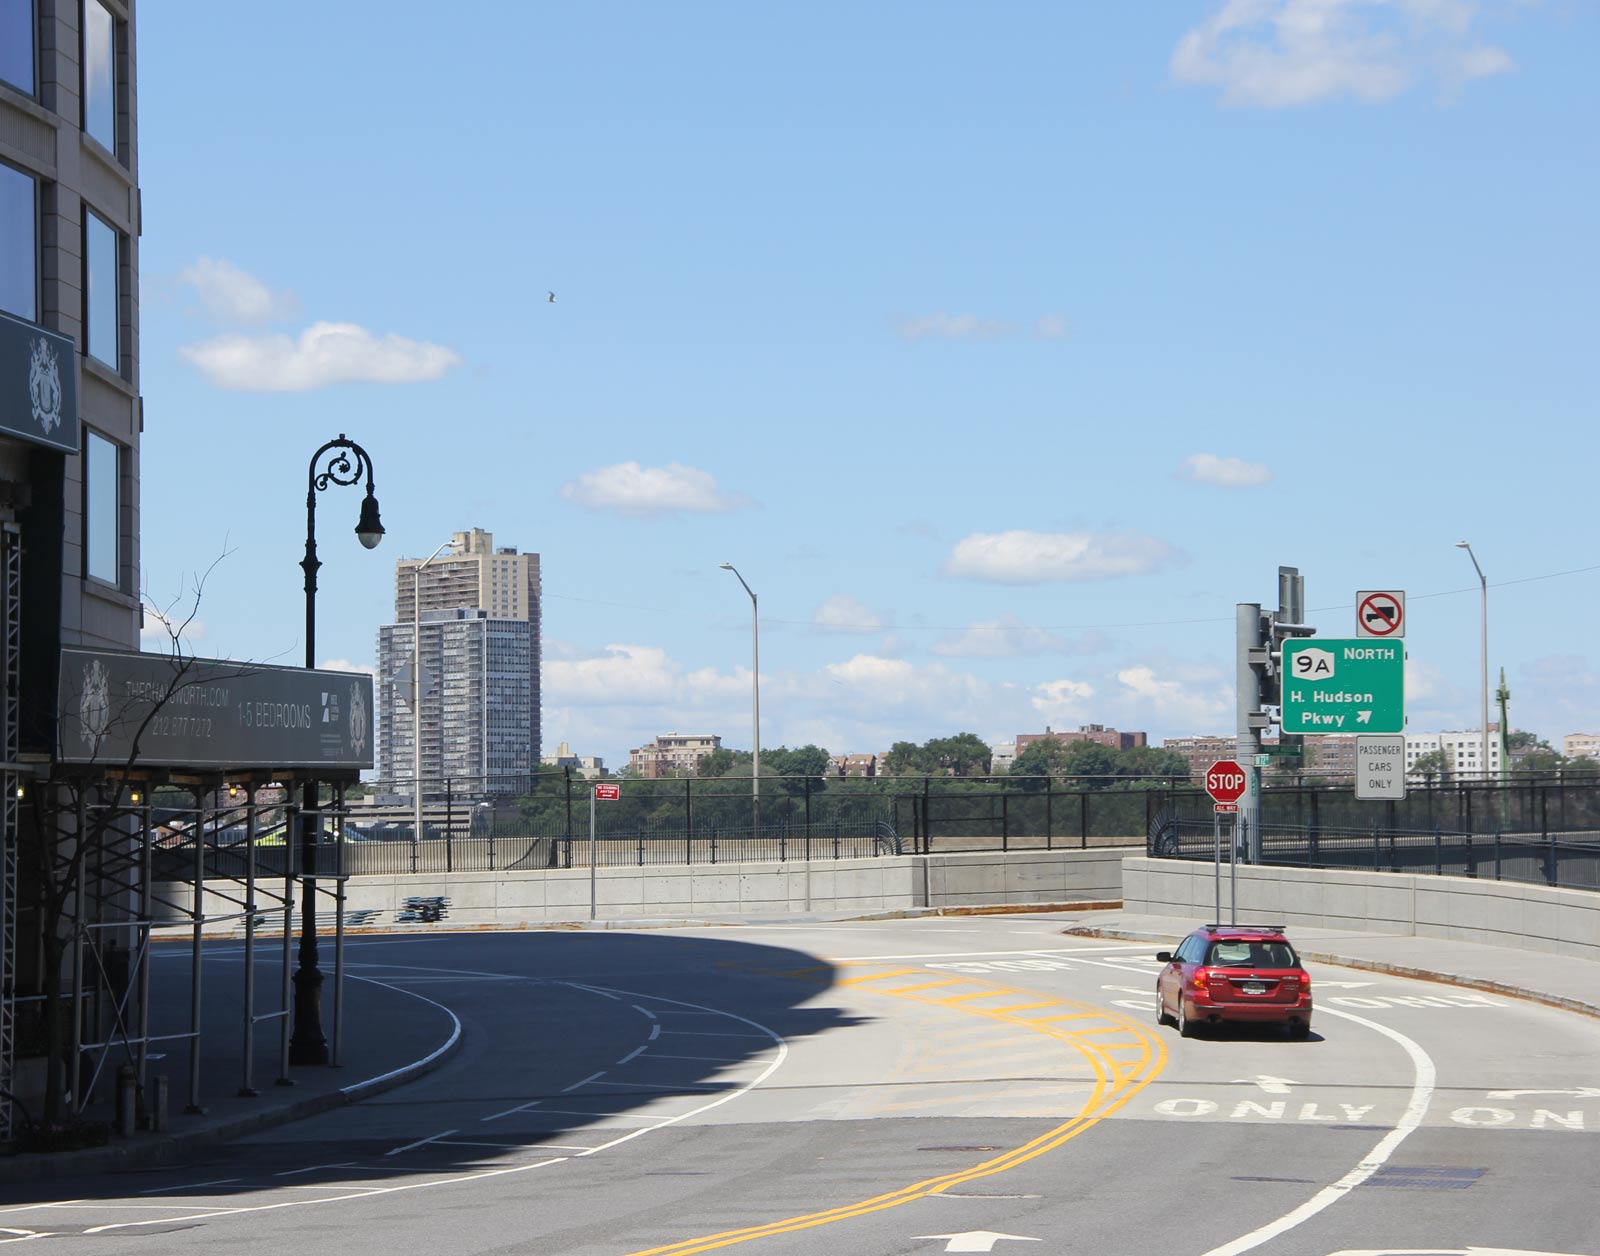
[134,1,1599,766]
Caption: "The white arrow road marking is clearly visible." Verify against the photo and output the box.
[1233,1075,1301,1095]
[1486,1086,1600,1099]
[914,1233,1041,1253]
[1314,981,1376,989]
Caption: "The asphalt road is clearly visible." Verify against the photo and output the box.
[2,916,1597,1255]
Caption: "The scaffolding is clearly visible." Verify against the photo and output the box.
[1,524,21,1141]
[7,779,351,1140]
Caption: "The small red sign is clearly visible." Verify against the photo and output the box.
[1214,802,1240,814]
[593,783,620,800]
[1205,760,1248,805]
[1357,591,1404,637]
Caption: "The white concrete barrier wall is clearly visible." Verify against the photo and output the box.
[1124,855,1600,963]
[154,848,1128,929]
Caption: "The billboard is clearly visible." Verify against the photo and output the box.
[56,647,373,771]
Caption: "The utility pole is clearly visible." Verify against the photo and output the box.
[1238,566,1313,862]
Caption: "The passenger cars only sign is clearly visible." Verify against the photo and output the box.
[1280,638,1405,735]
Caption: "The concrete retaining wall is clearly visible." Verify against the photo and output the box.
[156,847,1128,929]
[1125,856,1600,963]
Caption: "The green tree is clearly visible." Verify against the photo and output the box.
[880,741,932,776]
[1116,745,1191,786]
[1411,749,1452,785]
[1008,736,1073,787]
[1062,741,1120,784]
[924,733,993,777]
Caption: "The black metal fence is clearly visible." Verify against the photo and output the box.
[1149,817,1600,892]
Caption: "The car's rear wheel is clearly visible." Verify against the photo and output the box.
[1155,989,1174,1028]
[1288,1019,1311,1040]
[1178,999,1199,1038]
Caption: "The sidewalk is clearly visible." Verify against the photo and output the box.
[1060,909,1600,1022]
[0,943,462,1185]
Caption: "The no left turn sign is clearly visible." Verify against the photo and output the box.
[1356,590,1405,639]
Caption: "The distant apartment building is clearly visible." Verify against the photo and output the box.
[1404,728,1501,781]
[377,530,542,797]
[630,733,721,779]
[827,753,878,778]
[1016,724,1147,754]
[541,741,607,779]
[989,742,1017,774]
[1564,734,1600,763]
[1161,736,1239,780]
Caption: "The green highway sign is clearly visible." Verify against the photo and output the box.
[1281,638,1405,735]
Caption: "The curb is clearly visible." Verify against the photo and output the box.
[0,1010,464,1186]
[1062,924,1600,1024]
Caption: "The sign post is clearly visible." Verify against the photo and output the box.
[1204,761,1247,922]
[589,782,620,920]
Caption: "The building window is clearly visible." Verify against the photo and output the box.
[85,210,119,369]
[0,160,35,320]
[1,0,33,95]
[86,430,119,586]
[83,0,117,154]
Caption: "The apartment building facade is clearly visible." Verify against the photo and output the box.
[629,733,721,778]
[377,529,542,797]
[1016,724,1147,754]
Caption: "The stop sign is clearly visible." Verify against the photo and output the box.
[1204,760,1248,804]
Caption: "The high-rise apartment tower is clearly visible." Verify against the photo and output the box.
[376,529,541,797]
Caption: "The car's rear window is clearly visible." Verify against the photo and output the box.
[1206,940,1299,968]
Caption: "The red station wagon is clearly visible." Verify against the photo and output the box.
[1155,923,1313,1039]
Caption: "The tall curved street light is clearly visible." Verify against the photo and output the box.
[1456,541,1489,782]
[720,563,760,835]
[412,540,454,852]
[294,434,383,1066]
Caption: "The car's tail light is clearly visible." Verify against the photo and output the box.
[1191,968,1211,991]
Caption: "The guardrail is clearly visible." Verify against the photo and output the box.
[1148,816,1600,892]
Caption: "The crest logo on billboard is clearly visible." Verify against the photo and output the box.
[349,681,367,754]
[79,659,111,749]
[29,337,64,436]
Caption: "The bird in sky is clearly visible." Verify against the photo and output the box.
[548,291,556,303]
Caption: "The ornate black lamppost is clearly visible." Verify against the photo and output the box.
[291,434,383,1066]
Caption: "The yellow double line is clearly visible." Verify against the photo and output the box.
[626,964,1167,1255]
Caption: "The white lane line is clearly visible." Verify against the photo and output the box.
[658,1029,770,1039]
[1199,1004,1437,1256]
[617,1045,649,1065]
[630,1004,658,1020]
[649,1023,661,1040]
[588,1080,726,1092]
[644,1053,749,1064]
[0,1202,82,1218]
[48,977,789,1237]
[522,1108,662,1121]
[273,1163,358,1178]
[385,1129,459,1157]
[481,1099,543,1123]
[568,983,623,1001]
[562,1071,606,1093]
[138,1178,240,1194]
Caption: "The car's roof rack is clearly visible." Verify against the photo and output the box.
[1202,923,1287,933]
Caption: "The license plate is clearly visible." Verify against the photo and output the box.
[1241,981,1267,995]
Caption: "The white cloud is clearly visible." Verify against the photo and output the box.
[1170,0,1514,108]
[545,644,746,708]
[1030,678,1097,723]
[140,608,206,650]
[560,461,750,518]
[180,322,461,391]
[813,654,994,721]
[932,616,1109,659]
[813,595,883,634]
[1115,664,1232,727]
[946,530,1182,584]
[1177,452,1274,489]
[319,658,377,680]
[179,257,299,325]
[897,312,1071,343]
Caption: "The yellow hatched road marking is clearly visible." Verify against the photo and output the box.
[624,965,1166,1256]
[882,981,965,994]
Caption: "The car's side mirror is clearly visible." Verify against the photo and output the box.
[1155,951,1173,963]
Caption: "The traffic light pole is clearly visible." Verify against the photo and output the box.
[1235,602,1265,864]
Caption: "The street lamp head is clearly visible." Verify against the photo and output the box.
[719,562,733,570]
[1455,540,1471,549]
[355,491,385,549]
